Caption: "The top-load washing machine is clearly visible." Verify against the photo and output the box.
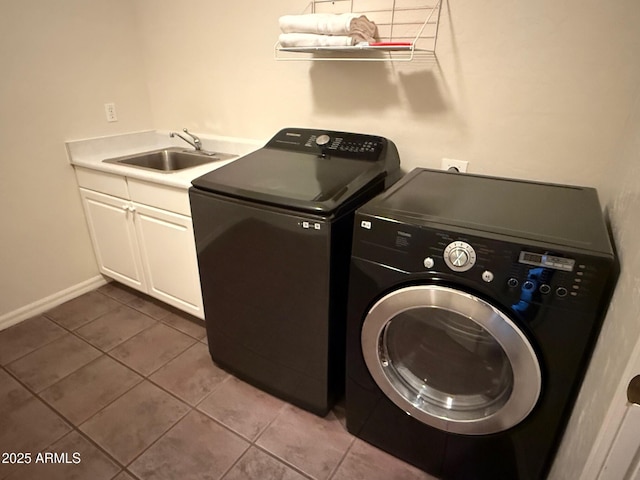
[346,168,617,479]
[189,127,400,416]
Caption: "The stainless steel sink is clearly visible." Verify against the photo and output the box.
[102,147,236,172]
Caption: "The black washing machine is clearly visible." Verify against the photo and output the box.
[189,127,400,416]
[346,168,617,479]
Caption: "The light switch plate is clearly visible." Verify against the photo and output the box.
[104,103,117,122]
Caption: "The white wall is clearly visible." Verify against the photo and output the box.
[134,0,640,187]
[550,87,640,478]
[0,0,153,318]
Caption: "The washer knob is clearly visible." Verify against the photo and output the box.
[316,134,331,146]
[443,241,476,272]
[423,257,435,269]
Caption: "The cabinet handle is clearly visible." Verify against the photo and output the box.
[129,206,136,213]
[122,204,129,210]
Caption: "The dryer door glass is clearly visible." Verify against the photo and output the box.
[383,308,513,419]
[361,285,542,435]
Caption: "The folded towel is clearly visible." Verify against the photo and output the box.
[348,16,378,44]
[279,13,377,43]
[279,33,355,48]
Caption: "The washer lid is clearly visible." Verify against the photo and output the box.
[191,128,396,214]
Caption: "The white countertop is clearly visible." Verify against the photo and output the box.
[66,130,264,189]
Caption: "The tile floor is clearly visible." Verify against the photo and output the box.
[0,283,434,480]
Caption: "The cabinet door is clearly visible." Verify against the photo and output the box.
[133,202,204,319]
[80,189,146,291]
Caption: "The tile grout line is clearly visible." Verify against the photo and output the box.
[251,401,289,444]
[32,293,135,394]
[0,286,200,476]
[0,333,63,369]
[123,331,199,379]
[133,307,353,480]
[215,441,253,480]
[179,386,319,479]
[67,317,200,382]
[326,436,357,480]
[0,317,77,367]
[97,284,208,341]
[4,286,204,388]
[0,364,129,476]
[79,320,159,357]
[3,285,364,480]
[42,288,132,331]
[31,290,210,466]
[119,376,296,478]
[161,364,231,410]
[10,286,184,412]
[250,443,317,480]
[246,401,337,480]
[1,313,204,478]
[56,293,216,474]
[121,402,193,473]
[67,346,201,470]
[6,331,107,396]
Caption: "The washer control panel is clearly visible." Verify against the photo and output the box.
[265,127,385,161]
[443,241,477,272]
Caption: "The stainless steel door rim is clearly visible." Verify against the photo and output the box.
[361,285,542,435]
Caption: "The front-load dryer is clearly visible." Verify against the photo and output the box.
[345,168,617,479]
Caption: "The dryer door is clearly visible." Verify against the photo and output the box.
[361,285,541,435]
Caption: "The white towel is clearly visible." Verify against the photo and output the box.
[279,33,355,48]
[279,13,377,43]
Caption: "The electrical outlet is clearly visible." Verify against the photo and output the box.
[441,158,468,173]
[104,103,118,122]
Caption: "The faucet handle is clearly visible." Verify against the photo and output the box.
[169,129,202,151]
[183,128,200,141]
[181,128,202,150]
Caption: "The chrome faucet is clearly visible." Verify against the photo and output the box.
[170,128,202,151]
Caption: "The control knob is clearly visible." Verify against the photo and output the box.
[316,134,331,146]
[443,241,477,272]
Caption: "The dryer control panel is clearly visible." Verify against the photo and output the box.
[518,251,576,272]
[353,214,614,314]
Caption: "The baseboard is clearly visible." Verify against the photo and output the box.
[0,275,109,331]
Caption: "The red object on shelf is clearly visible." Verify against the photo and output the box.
[368,42,412,46]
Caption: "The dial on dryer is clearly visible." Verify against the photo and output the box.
[444,241,476,272]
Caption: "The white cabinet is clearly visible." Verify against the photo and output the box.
[133,202,203,316]
[76,167,204,319]
[80,189,146,291]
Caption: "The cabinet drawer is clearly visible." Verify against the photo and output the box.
[128,178,191,216]
[75,167,129,198]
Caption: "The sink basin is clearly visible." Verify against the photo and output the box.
[103,147,236,172]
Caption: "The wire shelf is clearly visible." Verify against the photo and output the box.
[275,0,442,62]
